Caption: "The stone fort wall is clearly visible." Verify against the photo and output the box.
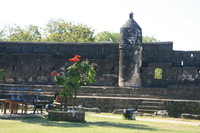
[0,41,119,86]
[1,41,200,88]
[142,42,200,87]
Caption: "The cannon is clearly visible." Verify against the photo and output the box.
[123,108,138,120]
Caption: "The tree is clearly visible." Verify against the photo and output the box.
[6,24,42,42]
[95,31,159,43]
[51,55,96,111]
[142,36,159,42]
[0,30,4,41]
[95,31,120,42]
[0,24,8,41]
[43,19,95,42]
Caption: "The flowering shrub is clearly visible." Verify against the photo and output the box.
[51,55,96,111]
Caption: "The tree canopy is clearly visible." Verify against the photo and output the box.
[0,25,8,41]
[94,32,159,43]
[6,24,42,42]
[42,19,95,42]
[95,31,120,42]
[142,36,159,42]
[0,19,159,43]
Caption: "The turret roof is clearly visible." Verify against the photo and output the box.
[121,12,141,30]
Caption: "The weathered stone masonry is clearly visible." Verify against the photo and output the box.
[0,42,119,86]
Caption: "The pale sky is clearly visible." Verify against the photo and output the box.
[0,0,200,51]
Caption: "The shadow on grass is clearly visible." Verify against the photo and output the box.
[0,116,161,132]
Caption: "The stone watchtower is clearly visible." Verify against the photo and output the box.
[118,12,142,87]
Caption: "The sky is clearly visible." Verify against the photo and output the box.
[0,0,200,51]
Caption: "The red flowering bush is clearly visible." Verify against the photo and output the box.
[68,55,81,61]
[51,55,96,111]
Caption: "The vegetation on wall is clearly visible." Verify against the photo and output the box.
[0,19,159,43]
[0,69,5,79]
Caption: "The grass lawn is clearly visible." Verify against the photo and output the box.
[0,113,200,133]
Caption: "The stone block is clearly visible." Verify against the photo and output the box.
[48,110,85,121]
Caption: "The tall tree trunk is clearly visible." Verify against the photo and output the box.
[64,98,68,111]
[73,90,77,110]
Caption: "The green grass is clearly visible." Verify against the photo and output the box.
[0,113,200,133]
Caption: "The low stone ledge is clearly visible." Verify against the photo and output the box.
[48,110,85,121]
[112,109,123,114]
[181,113,200,120]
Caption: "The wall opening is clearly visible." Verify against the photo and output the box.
[39,66,42,71]
[154,68,162,79]
[52,66,55,70]
[101,48,104,53]
[110,65,115,70]
[158,46,160,53]
[12,66,16,71]
[191,53,194,57]
[140,68,143,73]
[197,69,200,73]
[57,47,59,52]
[181,61,184,66]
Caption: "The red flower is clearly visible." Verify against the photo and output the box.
[56,73,61,76]
[75,55,81,58]
[68,55,81,62]
[51,72,55,76]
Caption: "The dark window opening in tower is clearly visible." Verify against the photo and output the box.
[57,47,59,52]
[39,66,42,71]
[154,68,162,79]
[52,66,55,70]
[110,65,115,70]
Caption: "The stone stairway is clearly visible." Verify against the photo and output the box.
[0,84,175,113]
[0,84,171,100]
[137,99,164,115]
[1,84,200,118]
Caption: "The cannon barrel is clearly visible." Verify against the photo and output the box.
[123,108,137,114]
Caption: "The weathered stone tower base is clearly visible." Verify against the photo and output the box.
[118,12,142,87]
